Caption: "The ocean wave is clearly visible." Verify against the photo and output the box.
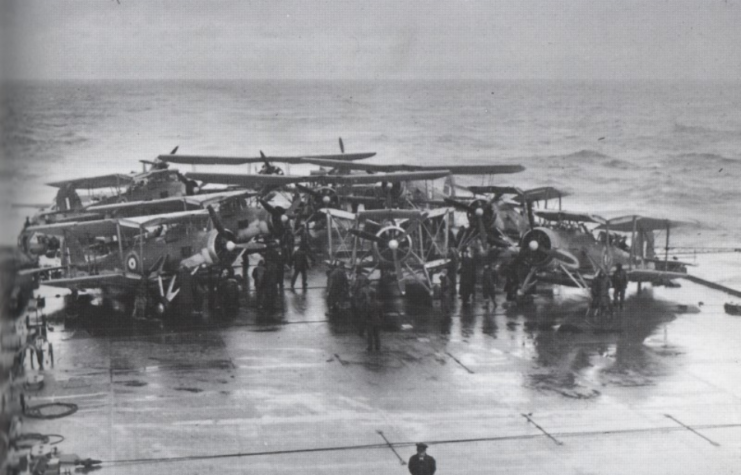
[673,122,741,136]
[668,153,740,166]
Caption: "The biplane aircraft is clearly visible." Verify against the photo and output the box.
[514,210,697,296]
[17,190,275,257]
[443,186,569,252]
[20,165,196,228]
[294,158,526,210]
[183,169,453,225]
[23,191,281,319]
[27,206,268,319]
[320,207,454,297]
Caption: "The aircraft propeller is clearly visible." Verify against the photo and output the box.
[349,225,413,295]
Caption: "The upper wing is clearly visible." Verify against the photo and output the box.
[40,272,142,290]
[186,172,306,187]
[24,219,124,238]
[86,196,197,216]
[312,170,450,185]
[596,215,694,232]
[121,209,210,229]
[357,209,427,222]
[47,174,134,189]
[159,152,375,165]
[300,158,525,175]
[535,210,606,224]
[516,187,570,203]
[86,190,255,217]
[187,170,449,187]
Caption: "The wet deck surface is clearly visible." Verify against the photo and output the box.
[23,261,741,474]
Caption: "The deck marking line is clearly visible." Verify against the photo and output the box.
[664,414,720,447]
[521,413,563,446]
[445,351,475,374]
[376,430,406,465]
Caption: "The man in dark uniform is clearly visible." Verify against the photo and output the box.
[446,248,458,296]
[291,247,310,290]
[408,443,436,475]
[439,269,452,313]
[364,288,383,351]
[327,263,348,315]
[252,260,266,307]
[481,264,498,308]
[459,247,477,304]
[611,263,628,310]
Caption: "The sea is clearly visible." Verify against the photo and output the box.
[2,79,740,250]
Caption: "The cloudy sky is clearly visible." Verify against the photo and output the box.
[2,0,740,81]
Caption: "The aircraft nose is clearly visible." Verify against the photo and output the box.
[528,240,539,251]
[226,241,236,252]
[322,196,331,205]
[388,239,399,250]
[475,208,484,217]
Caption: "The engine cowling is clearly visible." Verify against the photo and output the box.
[206,228,240,264]
[373,226,413,264]
[519,227,579,270]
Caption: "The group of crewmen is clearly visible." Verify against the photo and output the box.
[438,246,507,310]
[589,263,629,319]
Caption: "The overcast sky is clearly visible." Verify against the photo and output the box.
[2,0,740,81]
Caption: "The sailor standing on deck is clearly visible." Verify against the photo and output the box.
[439,269,452,313]
[611,263,628,310]
[459,247,477,304]
[364,288,383,352]
[408,443,436,475]
[481,264,498,308]
[290,247,310,290]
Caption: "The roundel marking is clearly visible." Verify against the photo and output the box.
[126,254,139,272]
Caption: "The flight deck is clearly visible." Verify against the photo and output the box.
[18,256,741,475]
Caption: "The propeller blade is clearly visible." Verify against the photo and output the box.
[392,247,406,295]
[146,255,166,276]
[295,184,321,198]
[443,197,475,212]
[339,137,345,154]
[348,228,384,243]
[206,205,226,234]
[525,200,535,229]
[259,199,278,216]
[170,145,179,155]
[166,274,177,301]
[260,150,270,167]
[477,215,488,245]
[158,275,165,297]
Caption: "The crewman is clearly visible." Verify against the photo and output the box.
[503,261,520,302]
[611,263,629,310]
[408,443,436,475]
[481,264,498,308]
[364,288,383,352]
[262,259,279,310]
[327,262,348,315]
[291,246,310,290]
[459,247,477,304]
[439,269,452,313]
[252,260,266,307]
[282,228,295,265]
[590,271,612,319]
[446,248,459,296]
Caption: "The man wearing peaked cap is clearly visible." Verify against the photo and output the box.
[408,443,436,475]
